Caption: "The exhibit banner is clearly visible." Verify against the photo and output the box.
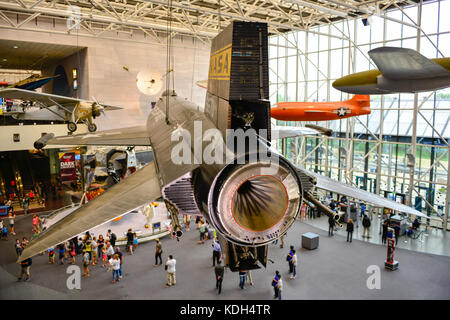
[59,152,77,183]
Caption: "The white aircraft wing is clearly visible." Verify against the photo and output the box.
[300,167,437,220]
[368,47,449,80]
[34,126,150,149]
[18,161,161,262]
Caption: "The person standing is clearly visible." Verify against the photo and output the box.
[115,247,123,279]
[246,270,254,286]
[8,210,16,235]
[165,255,176,287]
[277,275,283,300]
[346,219,354,242]
[17,257,32,281]
[109,253,121,283]
[198,222,207,244]
[214,258,224,294]
[105,241,115,261]
[328,216,335,236]
[82,250,90,277]
[239,270,246,289]
[57,243,65,264]
[212,238,221,266]
[91,237,98,265]
[279,235,285,249]
[394,224,400,245]
[290,250,297,279]
[22,195,30,215]
[272,271,280,299]
[126,229,134,254]
[154,238,163,266]
[382,221,388,245]
[109,230,117,247]
[362,214,371,238]
[287,245,294,276]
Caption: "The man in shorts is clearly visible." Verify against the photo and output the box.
[18,257,32,281]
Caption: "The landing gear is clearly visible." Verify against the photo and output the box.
[88,123,97,132]
[67,122,77,132]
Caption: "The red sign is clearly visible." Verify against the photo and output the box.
[59,152,77,183]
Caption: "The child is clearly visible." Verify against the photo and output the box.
[48,246,55,264]
[133,232,138,250]
[91,237,98,265]
[2,223,7,240]
[102,245,107,268]
[82,250,90,277]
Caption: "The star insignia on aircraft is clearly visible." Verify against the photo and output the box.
[337,107,348,117]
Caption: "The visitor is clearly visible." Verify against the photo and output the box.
[328,215,335,236]
[412,218,420,231]
[382,221,388,244]
[115,247,123,279]
[277,274,283,300]
[214,258,224,294]
[108,230,117,247]
[97,235,105,262]
[47,246,55,264]
[239,270,246,289]
[57,243,65,264]
[165,255,176,287]
[8,210,16,235]
[346,219,354,242]
[272,270,280,299]
[287,245,294,275]
[246,270,254,286]
[85,239,92,261]
[212,238,221,266]
[17,257,32,282]
[154,238,163,266]
[133,232,138,250]
[109,253,121,283]
[290,249,297,279]
[82,250,90,277]
[126,229,134,254]
[279,234,285,249]
[198,222,207,244]
[1,222,7,240]
[105,241,115,260]
[185,215,190,231]
[15,239,22,257]
[362,214,371,238]
[101,245,108,268]
[21,237,29,248]
[91,236,98,265]
[394,224,400,245]
[22,194,30,214]
[68,240,76,264]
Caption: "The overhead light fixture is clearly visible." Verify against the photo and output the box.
[283,0,348,18]
[2,59,6,62]
[13,45,18,49]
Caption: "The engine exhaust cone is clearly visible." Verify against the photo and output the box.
[232,175,288,232]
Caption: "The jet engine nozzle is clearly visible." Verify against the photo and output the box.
[207,155,302,247]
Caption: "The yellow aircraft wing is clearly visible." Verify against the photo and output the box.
[368,47,449,80]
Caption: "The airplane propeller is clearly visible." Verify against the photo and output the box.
[91,96,108,119]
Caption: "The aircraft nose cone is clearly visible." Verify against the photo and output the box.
[271,106,284,120]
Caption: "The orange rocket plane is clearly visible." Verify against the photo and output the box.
[271,95,371,121]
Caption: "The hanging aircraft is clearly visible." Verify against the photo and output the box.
[332,47,450,94]
[19,22,434,272]
[0,74,58,91]
[271,95,371,121]
[0,88,122,132]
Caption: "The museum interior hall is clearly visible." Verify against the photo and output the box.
[0,0,449,302]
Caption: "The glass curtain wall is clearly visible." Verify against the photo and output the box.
[269,0,450,229]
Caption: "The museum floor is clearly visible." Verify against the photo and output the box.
[1,213,449,300]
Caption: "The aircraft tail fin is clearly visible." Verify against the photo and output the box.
[204,21,271,139]
[349,94,370,108]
